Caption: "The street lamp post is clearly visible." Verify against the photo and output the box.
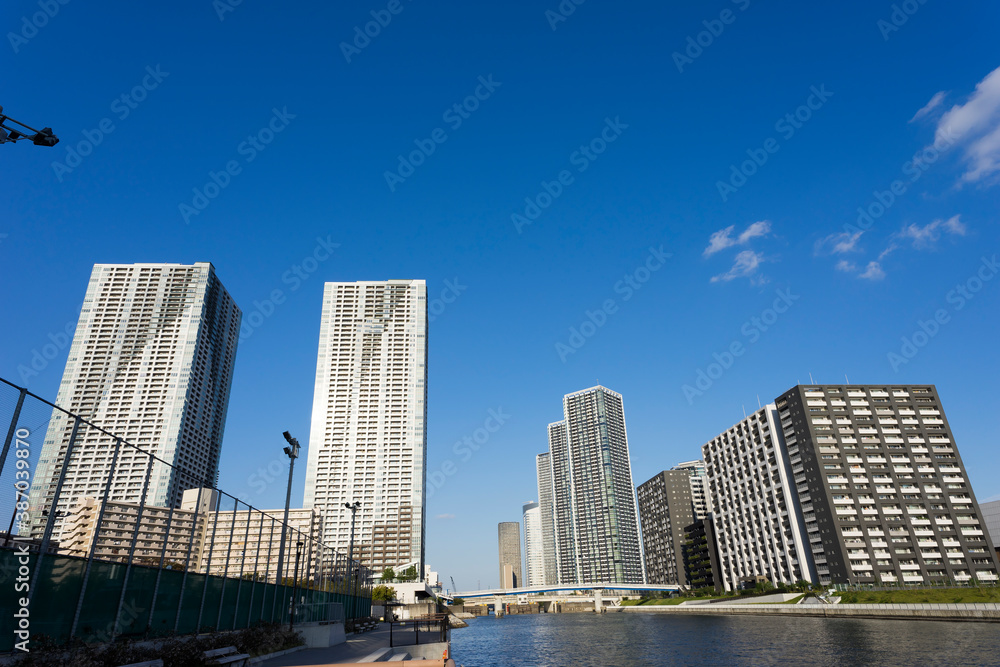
[276,431,300,586]
[0,105,58,146]
[345,501,360,618]
[290,541,303,630]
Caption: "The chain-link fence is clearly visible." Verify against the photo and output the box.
[0,378,372,651]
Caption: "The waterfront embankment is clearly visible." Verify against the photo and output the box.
[613,602,1000,622]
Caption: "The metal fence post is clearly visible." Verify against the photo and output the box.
[29,416,82,604]
[233,501,253,629]
[147,486,178,637]
[111,449,156,639]
[69,436,124,639]
[175,485,206,634]
[270,516,279,622]
[216,494,238,630]
[197,486,222,631]
[0,387,27,477]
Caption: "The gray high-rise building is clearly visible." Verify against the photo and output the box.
[535,452,558,585]
[637,470,695,585]
[703,384,1000,590]
[775,384,998,587]
[498,521,522,589]
[547,386,644,584]
[304,280,428,575]
[28,262,241,539]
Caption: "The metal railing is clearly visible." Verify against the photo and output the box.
[0,378,372,651]
[389,614,448,648]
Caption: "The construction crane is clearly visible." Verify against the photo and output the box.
[450,576,458,594]
[0,105,58,146]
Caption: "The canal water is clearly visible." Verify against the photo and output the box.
[449,612,1000,666]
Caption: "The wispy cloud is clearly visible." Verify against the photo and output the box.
[435,513,455,519]
[931,66,1000,184]
[836,259,858,273]
[703,220,771,257]
[859,261,885,280]
[910,91,946,123]
[711,250,764,283]
[896,214,967,248]
[816,230,864,255]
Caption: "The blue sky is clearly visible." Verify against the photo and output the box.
[2,1,999,591]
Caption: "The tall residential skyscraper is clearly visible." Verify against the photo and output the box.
[498,521,523,589]
[28,262,241,539]
[535,452,558,585]
[523,501,543,586]
[983,500,1000,559]
[547,386,645,584]
[303,280,428,574]
[637,470,695,585]
[672,459,713,520]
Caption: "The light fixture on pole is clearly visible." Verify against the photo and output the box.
[276,431,300,585]
[0,105,58,146]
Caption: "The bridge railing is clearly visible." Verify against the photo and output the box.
[0,378,372,651]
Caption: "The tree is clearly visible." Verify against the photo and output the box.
[452,597,465,606]
[399,565,418,581]
[372,585,397,602]
[382,566,396,582]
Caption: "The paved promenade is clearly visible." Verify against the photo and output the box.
[260,625,394,666]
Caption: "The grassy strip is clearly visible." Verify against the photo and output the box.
[838,587,1000,605]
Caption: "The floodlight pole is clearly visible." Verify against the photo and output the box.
[276,431,300,585]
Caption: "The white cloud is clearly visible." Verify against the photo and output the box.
[859,261,886,280]
[435,513,455,519]
[910,91,946,123]
[816,230,864,255]
[703,220,771,256]
[933,66,1000,184]
[896,214,967,248]
[836,259,858,272]
[710,250,763,283]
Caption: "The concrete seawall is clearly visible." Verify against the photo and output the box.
[614,603,1000,622]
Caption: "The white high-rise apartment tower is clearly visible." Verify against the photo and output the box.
[304,280,427,574]
[28,262,241,538]
[523,501,543,586]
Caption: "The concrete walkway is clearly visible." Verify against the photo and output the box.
[259,625,394,666]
